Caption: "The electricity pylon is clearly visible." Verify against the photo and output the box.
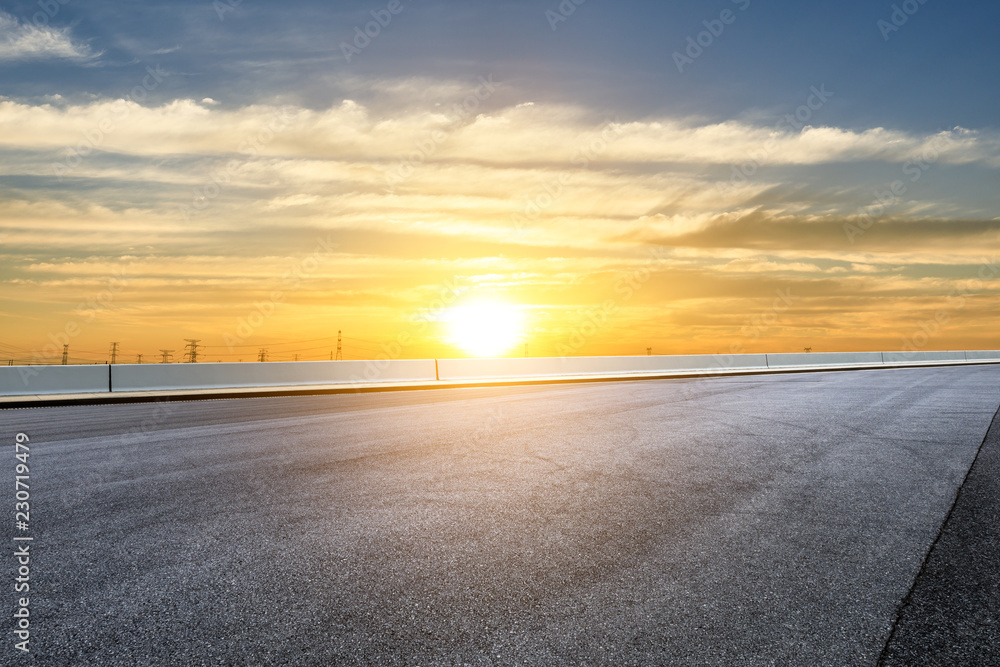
[183,339,201,363]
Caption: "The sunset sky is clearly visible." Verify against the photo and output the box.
[2,0,999,363]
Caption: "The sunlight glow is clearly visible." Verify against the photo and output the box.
[444,300,527,358]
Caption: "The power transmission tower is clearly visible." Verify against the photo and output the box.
[647,347,652,356]
[159,349,174,363]
[109,342,119,364]
[257,348,268,362]
[335,330,343,361]
[62,345,69,365]
[136,354,143,364]
[183,339,201,363]
[294,354,299,362]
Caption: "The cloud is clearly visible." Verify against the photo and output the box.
[0,10,99,62]
[635,211,1000,253]
[2,80,999,358]
[1,95,998,170]
[718,258,823,273]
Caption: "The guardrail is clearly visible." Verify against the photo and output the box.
[0,364,111,396]
[1,351,998,397]
[0,360,436,396]
[435,353,769,380]
[110,360,435,392]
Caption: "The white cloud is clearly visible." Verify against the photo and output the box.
[719,258,823,273]
[0,85,997,274]
[263,194,321,210]
[0,95,997,171]
[0,10,99,62]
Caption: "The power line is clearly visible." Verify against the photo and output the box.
[4,334,399,364]
[281,344,351,354]
[201,336,341,349]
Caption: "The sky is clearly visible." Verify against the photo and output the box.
[1,0,999,363]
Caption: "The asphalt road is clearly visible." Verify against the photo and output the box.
[879,375,1000,666]
[2,365,998,665]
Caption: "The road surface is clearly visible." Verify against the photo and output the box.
[2,365,998,665]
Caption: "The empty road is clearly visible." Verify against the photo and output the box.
[2,365,999,665]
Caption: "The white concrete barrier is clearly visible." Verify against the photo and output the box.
[964,350,1000,360]
[4,350,1000,398]
[0,364,109,396]
[766,352,884,368]
[437,354,768,381]
[882,350,967,364]
[110,360,437,392]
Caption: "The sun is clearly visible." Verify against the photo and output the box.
[444,300,526,358]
